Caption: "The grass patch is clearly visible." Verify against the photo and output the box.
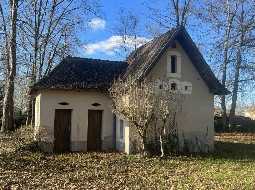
[0,127,255,189]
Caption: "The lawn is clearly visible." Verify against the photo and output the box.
[0,128,255,189]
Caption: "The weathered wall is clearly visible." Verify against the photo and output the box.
[115,116,130,153]
[141,42,214,152]
[34,41,214,154]
[34,90,114,152]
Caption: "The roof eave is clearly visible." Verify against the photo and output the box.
[211,88,231,95]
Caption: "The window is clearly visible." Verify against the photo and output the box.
[171,55,177,73]
[58,102,69,105]
[119,119,124,139]
[171,83,177,90]
[92,102,101,107]
[167,52,181,78]
[181,82,192,94]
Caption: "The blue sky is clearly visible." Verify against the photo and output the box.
[75,0,255,108]
[79,0,215,61]
[79,0,161,60]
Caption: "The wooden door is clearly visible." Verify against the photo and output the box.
[54,109,72,153]
[87,110,103,151]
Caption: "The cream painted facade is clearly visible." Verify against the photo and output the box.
[35,42,215,154]
[34,90,114,152]
[116,42,214,153]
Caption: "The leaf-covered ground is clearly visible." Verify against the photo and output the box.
[0,128,255,189]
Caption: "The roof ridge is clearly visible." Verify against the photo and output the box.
[64,56,126,63]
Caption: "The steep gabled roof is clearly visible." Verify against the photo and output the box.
[125,27,229,95]
[31,57,128,93]
[32,27,229,95]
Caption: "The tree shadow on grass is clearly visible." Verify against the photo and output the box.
[212,141,255,161]
[159,141,255,162]
[177,141,255,162]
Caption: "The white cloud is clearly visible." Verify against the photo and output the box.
[88,18,106,30]
[84,35,150,55]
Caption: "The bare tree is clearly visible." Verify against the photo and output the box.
[110,78,156,155]
[0,82,3,120]
[146,0,194,34]
[110,78,184,156]
[171,0,192,27]
[199,0,255,129]
[18,0,99,125]
[113,8,147,58]
[1,0,18,132]
[228,0,252,126]
[153,81,184,157]
[200,0,238,127]
[220,1,237,127]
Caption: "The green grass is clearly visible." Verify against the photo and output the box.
[0,128,255,189]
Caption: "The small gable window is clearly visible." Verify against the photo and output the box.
[92,103,101,107]
[171,83,177,90]
[167,51,181,78]
[58,102,69,105]
[171,55,177,73]
[181,82,192,94]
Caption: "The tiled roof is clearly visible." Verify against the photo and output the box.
[31,27,229,95]
[31,57,128,92]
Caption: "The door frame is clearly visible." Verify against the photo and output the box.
[54,109,72,153]
[87,109,103,151]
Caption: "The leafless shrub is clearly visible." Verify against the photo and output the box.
[110,77,184,156]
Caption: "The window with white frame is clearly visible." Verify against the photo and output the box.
[170,55,177,73]
[181,81,192,94]
[167,51,181,78]
[171,82,177,90]
[119,119,124,139]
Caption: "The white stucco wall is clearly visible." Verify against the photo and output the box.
[116,116,130,154]
[35,41,215,154]
[34,90,114,152]
[127,42,215,153]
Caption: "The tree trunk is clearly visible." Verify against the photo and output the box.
[221,37,229,129]
[26,76,36,126]
[26,96,33,126]
[1,80,15,132]
[228,4,245,128]
[1,0,18,132]
[228,46,241,127]
[141,135,148,156]
[159,134,164,157]
[221,0,235,129]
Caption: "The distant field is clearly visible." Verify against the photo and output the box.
[0,127,255,189]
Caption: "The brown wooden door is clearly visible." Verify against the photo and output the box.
[87,110,102,151]
[54,109,72,153]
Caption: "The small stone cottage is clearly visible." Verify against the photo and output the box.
[31,27,229,153]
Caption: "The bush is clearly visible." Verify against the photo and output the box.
[15,111,27,128]
[145,133,179,156]
[0,110,27,129]
[215,115,255,133]
[145,139,161,156]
